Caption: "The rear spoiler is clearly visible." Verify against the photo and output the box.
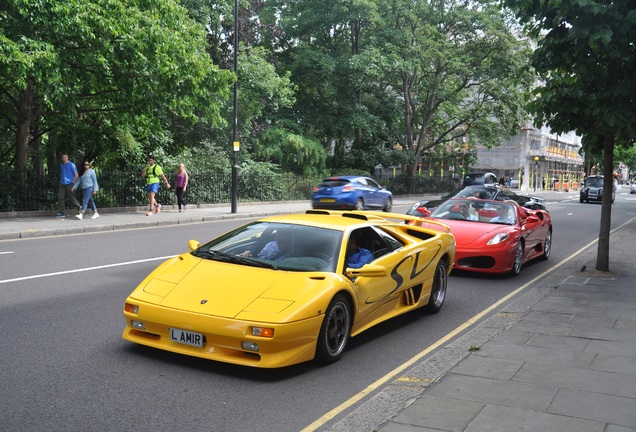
[305,209,451,232]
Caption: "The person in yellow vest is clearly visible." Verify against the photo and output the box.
[141,155,170,216]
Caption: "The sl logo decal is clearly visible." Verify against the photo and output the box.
[364,246,440,304]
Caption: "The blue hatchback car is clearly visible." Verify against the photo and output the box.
[311,176,393,211]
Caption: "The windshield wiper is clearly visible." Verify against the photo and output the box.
[192,249,279,269]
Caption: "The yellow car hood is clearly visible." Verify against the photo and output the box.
[140,256,331,319]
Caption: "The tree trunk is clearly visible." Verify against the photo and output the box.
[595,133,614,272]
[15,80,35,172]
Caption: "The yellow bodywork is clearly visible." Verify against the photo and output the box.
[122,211,455,368]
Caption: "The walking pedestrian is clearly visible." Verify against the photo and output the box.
[175,163,189,212]
[55,153,81,218]
[141,155,170,216]
[72,161,99,220]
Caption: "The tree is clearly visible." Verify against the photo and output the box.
[615,145,636,175]
[0,0,233,172]
[504,0,636,271]
[267,0,402,173]
[369,0,534,192]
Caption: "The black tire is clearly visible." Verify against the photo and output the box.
[424,260,447,314]
[383,197,393,212]
[354,199,364,211]
[315,294,351,364]
[510,241,523,276]
[540,228,552,261]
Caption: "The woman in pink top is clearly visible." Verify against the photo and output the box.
[175,164,189,212]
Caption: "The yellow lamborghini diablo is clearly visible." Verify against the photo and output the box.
[122,210,455,368]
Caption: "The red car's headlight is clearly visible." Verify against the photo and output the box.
[487,233,510,245]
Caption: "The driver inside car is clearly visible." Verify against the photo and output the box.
[345,232,373,269]
[456,202,478,220]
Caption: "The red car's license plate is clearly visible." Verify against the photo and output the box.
[170,328,204,347]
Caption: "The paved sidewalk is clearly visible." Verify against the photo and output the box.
[0,201,318,241]
[326,218,636,431]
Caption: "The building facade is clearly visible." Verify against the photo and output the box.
[473,122,584,191]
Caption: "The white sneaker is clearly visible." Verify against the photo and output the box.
[75,213,83,220]
[91,212,100,219]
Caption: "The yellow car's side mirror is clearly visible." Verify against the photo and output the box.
[188,239,201,251]
[345,264,387,279]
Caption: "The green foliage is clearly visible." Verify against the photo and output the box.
[615,144,636,173]
[1,0,233,171]
[504,0,636,145]
[256,127,327,176]
[238,47,296,137]
[2,0,539,185]
[373,0,534,153]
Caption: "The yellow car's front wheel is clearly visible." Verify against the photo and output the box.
[315,294,351,364]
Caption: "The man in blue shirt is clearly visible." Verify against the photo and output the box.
[346,233,373,268]
[56,153,81,218]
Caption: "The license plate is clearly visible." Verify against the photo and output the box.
[170,327,204,347]
[320,198,336,202]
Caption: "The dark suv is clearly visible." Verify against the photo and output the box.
[462,172,498,187]
[580,175,615,203]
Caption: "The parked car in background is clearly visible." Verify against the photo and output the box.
[416,198,552,276]
[406,185,546,217]
[630,183,636,194]
[462,172,498,187]
[311,176,393,211]
[580,175,615,203]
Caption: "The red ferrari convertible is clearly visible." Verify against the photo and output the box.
[417,198,552,275]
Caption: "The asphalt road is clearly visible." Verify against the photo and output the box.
[1,192,635,432]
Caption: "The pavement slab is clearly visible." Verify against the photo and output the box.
[548,388,636,428]
[383,395,485,432]
[426,374,559,412]
[464,405,605,432]
[513,361,636,399]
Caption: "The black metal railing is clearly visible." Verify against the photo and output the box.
[1,168,456,212]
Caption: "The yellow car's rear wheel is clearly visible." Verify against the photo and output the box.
[424,260,447,314]
[315,294,351,364]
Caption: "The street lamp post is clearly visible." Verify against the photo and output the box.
[231,0,239,213]
[534,156,539,192]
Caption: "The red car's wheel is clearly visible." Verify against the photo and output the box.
[511,241,523,276]
[540,228,552,261]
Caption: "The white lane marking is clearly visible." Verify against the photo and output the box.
[0,251,15,255]
[0,255,175,285]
